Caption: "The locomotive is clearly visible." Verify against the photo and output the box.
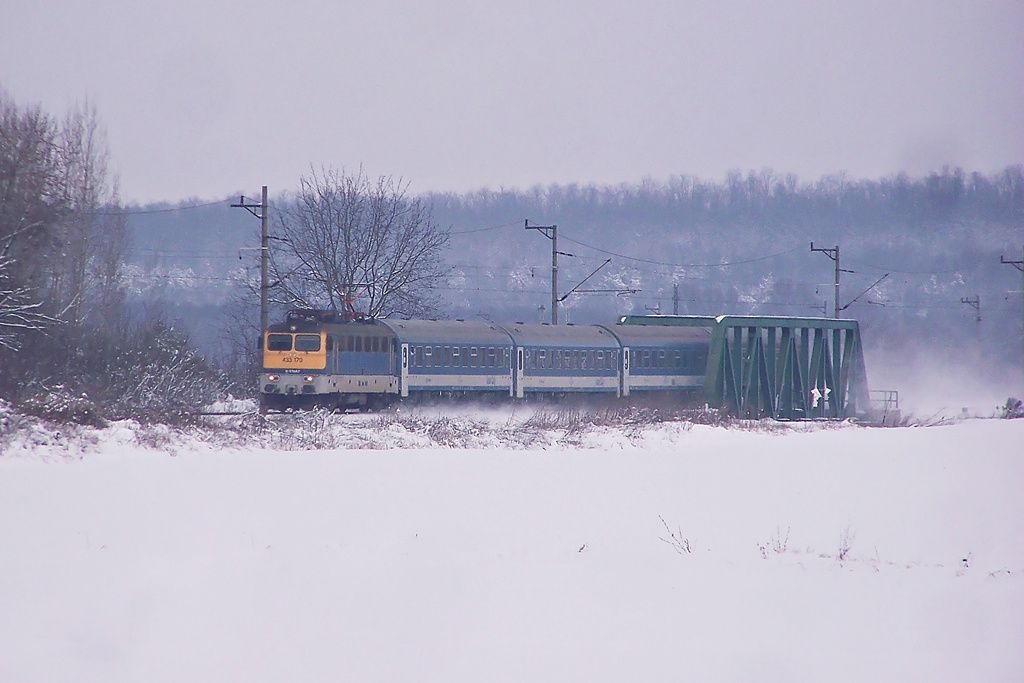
[259,308,711,412]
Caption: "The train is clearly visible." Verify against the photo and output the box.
[259,308,711,412]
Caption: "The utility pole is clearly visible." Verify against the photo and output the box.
[960,295,981,340]
[1001,246,1024,367]
[673,284,679,315]
[232,186,270,334]
[525,220,560,324]
[810,242,843,318]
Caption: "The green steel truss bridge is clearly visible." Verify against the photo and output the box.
[620,315,874,421]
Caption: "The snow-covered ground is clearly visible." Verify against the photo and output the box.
[1,411,1022,682]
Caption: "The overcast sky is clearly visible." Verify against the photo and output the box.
[2,0,1021,204]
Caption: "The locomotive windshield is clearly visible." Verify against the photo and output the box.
[267,334,292,351]
[295,334,321,351]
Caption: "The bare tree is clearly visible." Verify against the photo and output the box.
[45,101,129,333]
[0,89,63,293]
[270,167,449,317]
[0,92,131,402]
[0,249,55,350]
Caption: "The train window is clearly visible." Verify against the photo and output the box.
[413,346,422,367]
[461,347,469,367]
[295,334,321,352]
[354,336,363,353]
[659,350,666,368]
[680,351,688,370]
[452,346,460,366]
[344,335,352,352]
[443,346,450,367]
[538,349,546,369]
[424,346,433,367]
[487,347,496,368]
[325,336,334,351]
[470,347,478,367]
[267,334,292,351]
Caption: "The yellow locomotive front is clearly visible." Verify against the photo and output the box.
[260,324,329,409]
[263,331,327,371]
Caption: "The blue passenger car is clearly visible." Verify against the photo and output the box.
[381,320,514,397]
[602,323,711,396]
[499,323,620,397]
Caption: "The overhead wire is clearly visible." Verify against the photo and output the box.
[448,220,522,235]
[85,199,231,216]
[556,234,803,268]
[843,257,969,275]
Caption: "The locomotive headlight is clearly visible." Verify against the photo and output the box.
[267,374,279,382]
[303,375,315,383]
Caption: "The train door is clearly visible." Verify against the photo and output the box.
[515,347,524,398]
[507,345,515,397]
[621,346,630,397]
[400,343,409,397]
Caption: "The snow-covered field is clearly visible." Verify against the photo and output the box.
[1,409,1022,682]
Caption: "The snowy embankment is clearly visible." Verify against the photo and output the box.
[1,408,1022,682]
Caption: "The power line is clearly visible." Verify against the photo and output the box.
[844,258,967,275]
[122,274,243,282]
[449,220,521,235]
[557,234,802,268]
[134,251,240,259]
[86,199,231,216]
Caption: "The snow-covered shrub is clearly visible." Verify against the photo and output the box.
[17,386,106,427]
[100,319,227,424]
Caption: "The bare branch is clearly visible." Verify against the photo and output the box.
[270,167,449,317]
